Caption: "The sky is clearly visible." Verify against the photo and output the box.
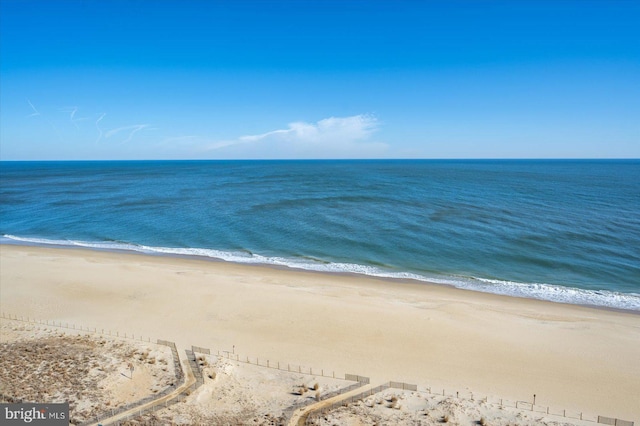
[0,0,638,160]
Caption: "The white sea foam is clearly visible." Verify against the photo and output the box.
[3,234,639,311]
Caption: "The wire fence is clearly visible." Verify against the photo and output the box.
[208,345,353,381]
[597,417,635,426]
[77,340,187,426]
[107,382,199,426]
[419,386,610,423]
[0,313,193,426]
[188,345,371,424]
[1,312,634,426]
[82,346,204,426]
[284,381,366,423]
[2,312,356,382]
[107,356,204,426]
[305,382,392,424]
[0,312,158,344]
[305,383,635,426]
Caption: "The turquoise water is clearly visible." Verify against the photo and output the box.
[1,160,639,310]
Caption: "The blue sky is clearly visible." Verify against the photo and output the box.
[1,0,638,160]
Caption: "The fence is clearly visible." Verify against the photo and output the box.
[2,313,635,426]
[77,339,186,426]
[108,381,200,426]
[209,346,353,381]
[598,417,635,426]
[188,345,371,424]
[345,374,370,384]
[191,345,210,354]
[2,312,355,382]
[1,312,158,344]
[186,349,205,387]
[389,381,417,391]
[420,386,601,423]
[306,381,416,416]
[283,381,366,423]
[84,347,206,426]
[305,383,635,426]
[411,387,634,426]
[304,382,392,424]
[0,345,185,424]
[0,314,192,426]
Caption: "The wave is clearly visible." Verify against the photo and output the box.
[3,234,639,312]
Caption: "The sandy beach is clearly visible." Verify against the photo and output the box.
[1,244,639,422]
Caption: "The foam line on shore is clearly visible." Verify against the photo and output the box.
[3,234,639,311]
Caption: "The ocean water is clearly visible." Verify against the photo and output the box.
[1,160,639,311]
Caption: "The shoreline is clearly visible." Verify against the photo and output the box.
[2,239,638,313]
[2,244,639,420]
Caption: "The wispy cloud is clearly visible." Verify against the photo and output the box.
[95,113,106,143]
[26,98,65,142]
[26,98,41,117]
[60,106,80,129]
[20,99,160,154]
[205,114,387,158]
[105,124,151,143]
[69,107,77,121]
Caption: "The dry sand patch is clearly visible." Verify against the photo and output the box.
[122,354,355,425]
[0,320,176,424]
[306,389,592,426]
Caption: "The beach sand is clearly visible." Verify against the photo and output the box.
[0,319,177,424]
[1,245,639,421]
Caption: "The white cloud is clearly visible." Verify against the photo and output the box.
[105,124,150,143]
[205,114,387,159]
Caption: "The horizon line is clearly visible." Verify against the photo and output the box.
[1,158,639,163]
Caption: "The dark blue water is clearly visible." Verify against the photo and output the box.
[1,160,639,310]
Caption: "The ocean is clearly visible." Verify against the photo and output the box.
[1,160,639,311]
